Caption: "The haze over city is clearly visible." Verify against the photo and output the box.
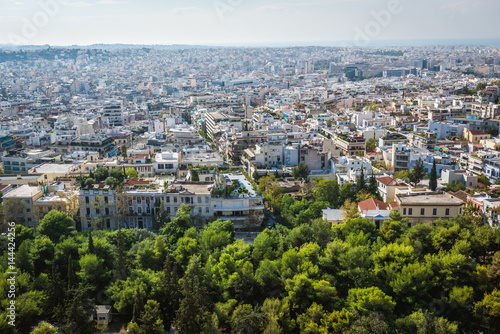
[1,0,500,46]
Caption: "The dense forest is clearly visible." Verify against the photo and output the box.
[1,195,500,333]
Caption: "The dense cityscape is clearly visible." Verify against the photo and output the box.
[0,43,500,333]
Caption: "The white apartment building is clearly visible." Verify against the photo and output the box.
[102,100,124,127]
[153,152,179,174]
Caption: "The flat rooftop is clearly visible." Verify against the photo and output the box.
[31,163,76,174]
[180,183,211,195]
[4,185,41,198]
[397,192,464,206]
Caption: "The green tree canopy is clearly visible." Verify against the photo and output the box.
[292,162,310,179]
[37,210,76,243]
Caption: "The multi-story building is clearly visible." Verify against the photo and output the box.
[50,135,116,157]
[225,132,266,165]
[33,181,79,223]
[79,178,214,231]
[102,100,124,127]
[3,185,43,228]
[463,129,491,144]
[299,144,328,172]
[391,191,465,225]
[377,176,409,202]
[2,149,58,174]
[441,170,478,188]
[79,183,116,231]
[211,173,264,231]
[153,152,179,174]
[428,120,466,139]
[334,134,366,157]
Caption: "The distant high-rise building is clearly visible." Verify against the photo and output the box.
[102,100,123,127]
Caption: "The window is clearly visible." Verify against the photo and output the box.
[198,197,201,204]
[104,197,108,204]
[137,207,142,214]
[433,208,437,216]
[206,207,210,213]
[166,196,170,203]
[85,196,89,204]
[403,208,407,215]
[408,208,413,216]
[445,208,450,216]
[205,197,209,204]
[105,208,109,215]
[174,197,177,203]
[106,219,110,229]
[137,197,142,204]
[128,199,132,206]
[86,208,91,216]
[420,208,425,216]
[26,208,31,213]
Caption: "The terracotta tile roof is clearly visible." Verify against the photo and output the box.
[358,198,388,211]
[123,177,151,186]
[377,176,407,187]
[469,130,489,136]
[449,190,468,203]
[389,201,399,209]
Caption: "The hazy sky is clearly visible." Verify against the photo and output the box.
[1,0,499,46]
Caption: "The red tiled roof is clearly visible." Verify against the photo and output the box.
[469,130,489,136]
[389,201,399,209]
[358,198,388,211]
[377,176,407,187]
[124,177,151,186]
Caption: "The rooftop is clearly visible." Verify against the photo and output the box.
[4,185,41,198]
[396,191,465,206]
[30,163,76,174]
[377,176,408,187]
[358,198,388,211]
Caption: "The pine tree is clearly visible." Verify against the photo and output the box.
[139,300,165,334]
[429,159,438,191]
[132,288,144,324]
[160,255,180,332]
[67,255,75,289]
[356,168,366,193]
[88,228,94,254]
[175,255,208,334]
[115,228,128,280]
[368,172,380,199]
[408,158,426,187]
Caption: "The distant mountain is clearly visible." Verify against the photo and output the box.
[0,44,228,51]
[1,39,500,51]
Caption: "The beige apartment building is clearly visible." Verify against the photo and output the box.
[391,191,465,225]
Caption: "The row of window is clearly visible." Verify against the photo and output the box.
[402,207,458,216]
[156,164,175,169]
